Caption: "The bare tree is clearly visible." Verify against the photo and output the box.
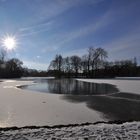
[86,47,108,77]
[48,54,63,71]
[7,58,23,71]
[63,56,71,74]
[97,48,108,59]
[87,47,93,75]
[3,58,23,78]
[81,55,88,76]
[70,55,81,77]
[48,54,63,77]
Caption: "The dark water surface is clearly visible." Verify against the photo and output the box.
[20,79,119,95]
[20,79,140,122]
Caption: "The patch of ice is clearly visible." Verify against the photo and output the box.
[77,78,140,95]
[3,86,14,88]
[116,77,140,80]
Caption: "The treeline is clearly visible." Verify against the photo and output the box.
[0,50,23,78]
[48,47,140,78]
[1,47,140,78]
[0,49,48,78]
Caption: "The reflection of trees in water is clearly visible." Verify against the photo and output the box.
[47,79,119,95]
[62,92,140,121]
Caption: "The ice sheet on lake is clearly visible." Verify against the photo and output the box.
[77,78,140,95]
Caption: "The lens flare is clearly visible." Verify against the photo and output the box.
[1,35,17,51]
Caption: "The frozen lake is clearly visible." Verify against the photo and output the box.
[20,78,140,122]
[0,78,140,127]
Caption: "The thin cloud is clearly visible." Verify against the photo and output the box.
[19,28,50,37]
[18,0,106,37]
[60,12,111,44]
[63,48,88,57]
[103,28,140,61]
[18,21,54,37]
[19,21,53,32]
[41,1,140,54]
[106,29,140,53]
[41,10,113,52]
[23,60,48,71]
[35,0,105,21]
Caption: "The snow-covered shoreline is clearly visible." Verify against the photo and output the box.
[115,77,140,80]
[77,78,140,95]
[0,78,140,139]
[0,79,103,127]
[0,121,140,139]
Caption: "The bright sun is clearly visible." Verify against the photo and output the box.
[2,36,17,50]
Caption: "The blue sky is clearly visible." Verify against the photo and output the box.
[0,0,140,70]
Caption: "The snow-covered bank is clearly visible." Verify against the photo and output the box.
[0,79,102,127]
[0,121,140,139]
[1,78,140,139]
[20,77,55,80]
[77,78,140,95]
[116,77,140,80]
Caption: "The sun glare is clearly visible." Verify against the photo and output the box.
[2,35,17,50]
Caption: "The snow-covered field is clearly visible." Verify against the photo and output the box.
[77,78,140,95]
[0,79,103,127]
[0,78,140,139]
[0,121,140,139]
[116,77,140,80]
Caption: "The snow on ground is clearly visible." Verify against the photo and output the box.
[0,121,140,139]
[116,77,140,80]
[0,79,102,127]
[77,78,140,95]
[1,78,140,139]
